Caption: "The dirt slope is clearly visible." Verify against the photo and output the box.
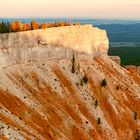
[0,55,140,140]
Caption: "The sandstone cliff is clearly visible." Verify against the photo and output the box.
[0,25,140,140]
[0,25,108,68]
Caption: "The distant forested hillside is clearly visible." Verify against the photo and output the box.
[99,23,140,66]
[97,23,140,47]
[108,47,140,66]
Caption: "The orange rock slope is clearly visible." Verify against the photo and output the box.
[0,54,140,140]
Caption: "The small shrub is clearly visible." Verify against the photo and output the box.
[94,100,98,108]
[83,75,88,83]
[101,79,107,87]
[116,85,120,90]
[71,54,75,73]
[97,117,101,124]
[80,79,84,86]
[80,75,88,86]
[133,112,137,120]
[76,82,79,87]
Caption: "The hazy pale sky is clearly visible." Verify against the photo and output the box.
[0,0,140,19]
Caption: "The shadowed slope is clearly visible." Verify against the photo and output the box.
[0,55,140,140]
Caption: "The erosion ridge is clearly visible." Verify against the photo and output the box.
[0,25,140,140]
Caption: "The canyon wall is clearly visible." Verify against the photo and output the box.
[0,25,140,140]
[0,25,109,67]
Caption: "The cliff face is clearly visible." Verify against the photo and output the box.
[0,55,140,140]
[0,25,108,67]
[0,26,140,140]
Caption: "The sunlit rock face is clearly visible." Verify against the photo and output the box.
[109,56,121,65]
[0,25,109,67]
[125,65,140,77]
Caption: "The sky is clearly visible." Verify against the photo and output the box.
[0,0,140,19]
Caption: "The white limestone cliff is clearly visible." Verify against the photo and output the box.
[0,25,109,67]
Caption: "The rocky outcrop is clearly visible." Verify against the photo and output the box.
[109,56,121,65]
[0,25,109,68]
[125,65,140,76]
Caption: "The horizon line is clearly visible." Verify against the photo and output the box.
[0,17,140,21]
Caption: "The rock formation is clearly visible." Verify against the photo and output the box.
[0,25,108,68]
[109,56,121,65]
[125,65,140,77]
[0,25,140,140]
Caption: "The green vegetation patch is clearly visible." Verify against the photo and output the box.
[101,79,107,87]
[108,47,140,66]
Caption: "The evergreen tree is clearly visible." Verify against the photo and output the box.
[0,22,9,33]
